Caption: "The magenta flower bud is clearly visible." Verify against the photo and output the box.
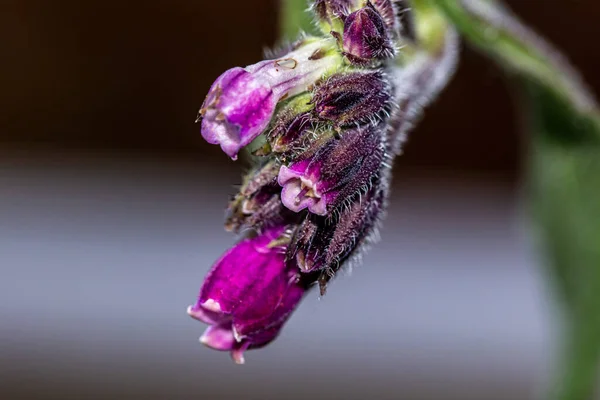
[312,70,392,127]
[199,40,338,159]
[342,1,395,64]
[278,125,385,216]
[371,0,397,30]
[187,226,307,364]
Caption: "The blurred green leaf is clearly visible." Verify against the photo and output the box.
[279,0,317,40]
[432,1,600,399]
[528,83,600,400]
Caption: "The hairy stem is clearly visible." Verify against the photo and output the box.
[436,0,598,115]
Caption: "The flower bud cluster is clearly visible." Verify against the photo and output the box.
[190,0,456,362]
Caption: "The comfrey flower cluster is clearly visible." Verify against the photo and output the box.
[190,0,458,363]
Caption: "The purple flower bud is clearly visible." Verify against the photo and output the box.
[342,1,395,64]
[226,185,289,234]
[268,111,314,154]
[225,161,295,233]
[312,70,392,127]
[289,178,388,294]
[187,226,307,364]
[371,0,397,31]
[278,125,385,216]
[199,40,338,159]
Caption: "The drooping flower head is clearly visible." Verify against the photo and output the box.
[188,226,308,364]
[191,0,458,362]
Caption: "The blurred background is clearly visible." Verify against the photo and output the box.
[1,1,599,399]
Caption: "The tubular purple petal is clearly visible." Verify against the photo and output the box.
[200,67,275,159]
[199,40,338,159]
[278,125,386,216]
[200,324,237,351]
[188,226,308,363]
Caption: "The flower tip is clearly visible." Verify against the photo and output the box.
[201,299,223,313]
[186,305,195,317]
[199,325,237,351]
[199,333,210,346]
[296,250,316,273]
[231,349,246,365]
[187,304,206,322]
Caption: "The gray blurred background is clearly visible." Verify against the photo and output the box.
[1,1,599,399]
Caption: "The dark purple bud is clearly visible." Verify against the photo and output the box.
[278,125,386,216]
[199,41,337,159]
[371,0,397,31]
[226,185,291,234]
[342,1,395,64]
[312,70,392,127]
[288,178,388,294]
[239,161,281,198]
[226,161,296,233]
[270,111,313,153]
[187,226,307,364]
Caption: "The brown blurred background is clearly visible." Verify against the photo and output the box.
[1,0,597,171]
[1,1,599,400]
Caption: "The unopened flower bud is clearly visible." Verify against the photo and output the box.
[199,40,339,159]
[187,226,307,364]
[312,70,392,127]
[278,125,386,215]
[288,179,388,294]
[266,93,315,154]
[226,161,293,233]
[371,0,397,31]
[268,111,314,154]
[342,1,395,64]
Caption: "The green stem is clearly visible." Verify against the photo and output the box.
[279,0,316,40]
[553,316,600,400]
[435,0,598,115]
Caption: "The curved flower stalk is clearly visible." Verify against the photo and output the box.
[191,0,459,363]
